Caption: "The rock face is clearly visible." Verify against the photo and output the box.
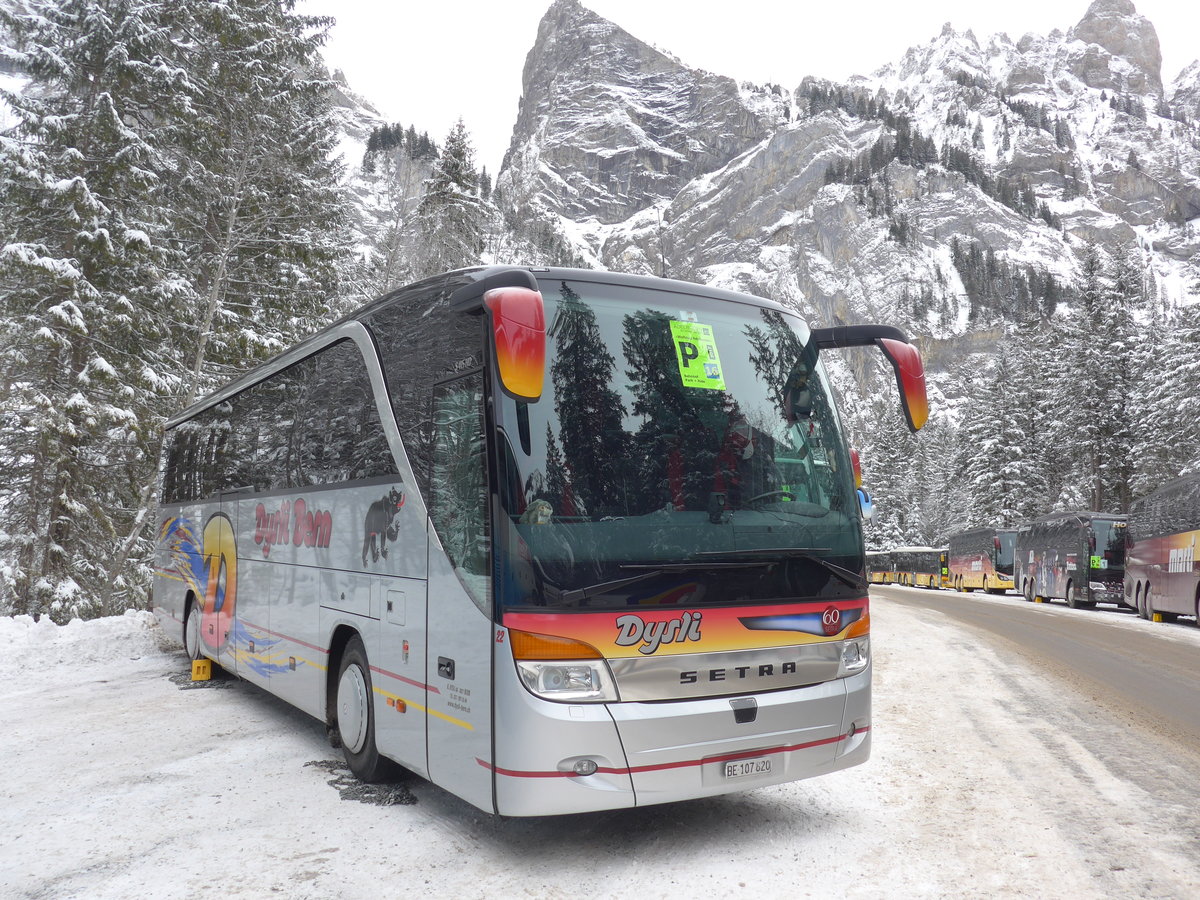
[497,0,784,225]
[494,0,1200,358]
[1067,0,1162,95]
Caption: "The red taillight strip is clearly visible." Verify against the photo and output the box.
[477,726,869,779]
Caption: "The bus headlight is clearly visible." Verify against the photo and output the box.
[837,637,870,677]
[516,660,619,703]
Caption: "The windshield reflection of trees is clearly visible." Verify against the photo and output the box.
[505,287,858,607]
[530,288,846,519]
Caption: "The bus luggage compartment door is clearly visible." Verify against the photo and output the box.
[606,677,855,807]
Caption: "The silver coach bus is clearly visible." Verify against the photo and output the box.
[153,266,927,815]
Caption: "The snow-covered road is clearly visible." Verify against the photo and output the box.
[2,595,1198,899]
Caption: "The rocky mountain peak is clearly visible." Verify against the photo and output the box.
[497,0,784,225]
[1068,0,1162,95]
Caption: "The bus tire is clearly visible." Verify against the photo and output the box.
[184,599,203,661]
[1139,584,1151,620]
[335,635,391,783]
[1066,582,1081,609]
[1024,581,1034,603]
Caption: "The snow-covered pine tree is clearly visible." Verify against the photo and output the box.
[358,125,438,297]
[172,0,348,404]
[0,0,191,619]
[1060,242,1138,513]
[953,344,1038,529]
[1098,244,1144,511]
[1133,293,1200,491]
[860,397,917,549]
[411,118,484,278]
[0,0,353,620]
[995,329,1052,522]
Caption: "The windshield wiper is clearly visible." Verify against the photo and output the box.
[695,548,867,590]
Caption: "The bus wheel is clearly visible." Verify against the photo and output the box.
[1066,583,1081,609]
[184,600,203,661]
[336,636,390,783]
[1024,581,1034,602]
[1139,584,1151,620]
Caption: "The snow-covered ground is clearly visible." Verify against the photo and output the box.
[2,598,1198,899]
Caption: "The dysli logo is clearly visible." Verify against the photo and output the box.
[614,612,703,655]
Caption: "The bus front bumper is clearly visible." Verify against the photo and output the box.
[491,667,870,816]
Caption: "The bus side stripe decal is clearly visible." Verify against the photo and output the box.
[371,664,441,694]
[372,686,473,731]
[237,617,443,694]
[477,727,868,778]
[239,619,328,655]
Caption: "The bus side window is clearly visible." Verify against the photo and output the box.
[431,372,491,614]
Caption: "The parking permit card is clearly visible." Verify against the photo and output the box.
[669,320,725,390]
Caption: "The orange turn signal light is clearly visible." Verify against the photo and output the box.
[847,611,870,638]
[510,629,603,660]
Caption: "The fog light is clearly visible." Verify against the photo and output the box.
[573,759,598,776]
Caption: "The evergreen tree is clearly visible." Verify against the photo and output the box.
[0,0,190,619]
[1130,262,1198,495]
[411,118,484,278]
[0,0,351,620]
[1059,243,1138,513]
[173,0,347,404]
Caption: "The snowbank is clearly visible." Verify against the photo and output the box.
[0,610,169,678]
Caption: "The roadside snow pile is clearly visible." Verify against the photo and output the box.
[0,610,170,678]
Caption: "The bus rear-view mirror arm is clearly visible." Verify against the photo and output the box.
[810,325,929,432]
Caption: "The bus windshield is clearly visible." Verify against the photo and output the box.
[494,278,862,611]
[1093,519,1126,570]
[995,532,1016,572]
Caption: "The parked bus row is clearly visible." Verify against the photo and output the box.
[867,473,1200,626]
[866,547,946,589]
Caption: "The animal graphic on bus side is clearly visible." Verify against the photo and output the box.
[362,487,405,565]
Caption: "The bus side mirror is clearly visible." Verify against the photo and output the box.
[857,488,875,521]
[876,338,928,432]
[810,325,928,433]
[484,287,545,402]
[449,269,546,403]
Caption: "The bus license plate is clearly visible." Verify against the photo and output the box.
[724,756,773,778]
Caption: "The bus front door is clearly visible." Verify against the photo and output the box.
[424,373,496,812]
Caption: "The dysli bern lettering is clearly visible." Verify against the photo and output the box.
[614,612,703,655]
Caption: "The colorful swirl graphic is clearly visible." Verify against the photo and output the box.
[201,513,237,653]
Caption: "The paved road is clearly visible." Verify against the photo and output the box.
[873,584,1200,752]
[874,581,1200,865]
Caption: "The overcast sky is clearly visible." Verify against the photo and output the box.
[296,0,1200,175]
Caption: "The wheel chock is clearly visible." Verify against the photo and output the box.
[191,659,212,681]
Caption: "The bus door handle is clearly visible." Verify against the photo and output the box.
[438,657,455,680]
